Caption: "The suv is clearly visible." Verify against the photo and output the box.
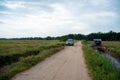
[66,39,74,46]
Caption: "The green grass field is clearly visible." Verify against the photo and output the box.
[102,41,120,53]
[87,41,120,60]
[0,40,63,66]
[0,40,64,80]
[0,40,61,55]
[87,41,120,54]
[82,40,120,80]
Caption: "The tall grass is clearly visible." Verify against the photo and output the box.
[82,40,120,80]
[102,41,120,54]
[0,40,64,80]
[0,40,60,55]
[87,41,120,60]
[0,40,63,67]
[0,41,64,80]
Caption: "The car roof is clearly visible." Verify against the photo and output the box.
[67,39,73,40]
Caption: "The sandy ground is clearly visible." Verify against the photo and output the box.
[11,42,91,80]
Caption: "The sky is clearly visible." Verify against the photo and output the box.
[0,0,120,38]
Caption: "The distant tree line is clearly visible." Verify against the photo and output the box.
[0,31,120,41]
[53,31,120,41]
[86,31,120,41]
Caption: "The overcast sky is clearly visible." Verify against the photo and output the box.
[0,0,120,38]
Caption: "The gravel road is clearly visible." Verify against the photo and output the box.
[11,41,91,80]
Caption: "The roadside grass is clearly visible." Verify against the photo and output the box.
[102,41,120,61]
[0,40,63,67]
[82,40,120,80]
[87,41,120,60]
[0,42,64,80]
[102,41,120,54]
[0,40,60,55]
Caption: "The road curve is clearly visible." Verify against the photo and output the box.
[11,41,91,80]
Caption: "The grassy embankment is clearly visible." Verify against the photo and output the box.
[0,40,64,80]
[82,40,120,80]
[102,41,120,60]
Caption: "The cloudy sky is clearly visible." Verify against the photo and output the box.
[0,0,120,38]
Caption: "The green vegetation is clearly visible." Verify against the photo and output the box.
[87,41,120,60]
[82,40,120,80]
[0,40,61,55]
[0,40,64,80]
[102,41,120,53]
[1,31,120,41]
[0,40,63,67]
[102,41,120,61]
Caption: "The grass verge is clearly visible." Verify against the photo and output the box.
[0,44,64,80]
[102,41,120,60]
[0,40,63,67]
[82,40,120,80]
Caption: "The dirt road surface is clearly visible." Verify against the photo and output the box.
[11,42,91,80]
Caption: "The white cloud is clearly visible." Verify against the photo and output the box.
[0,3,90,38]
[71,23,89,30]
[0,0,119,38]
[90,0,110,6]
[3,1,25,9]
[85,12,117,17]
[79,11,117,21]
[0,11,12,15]
[2,4,85,36]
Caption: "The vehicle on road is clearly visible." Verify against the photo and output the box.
[66,39,74,46]
[93,39,102,46]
